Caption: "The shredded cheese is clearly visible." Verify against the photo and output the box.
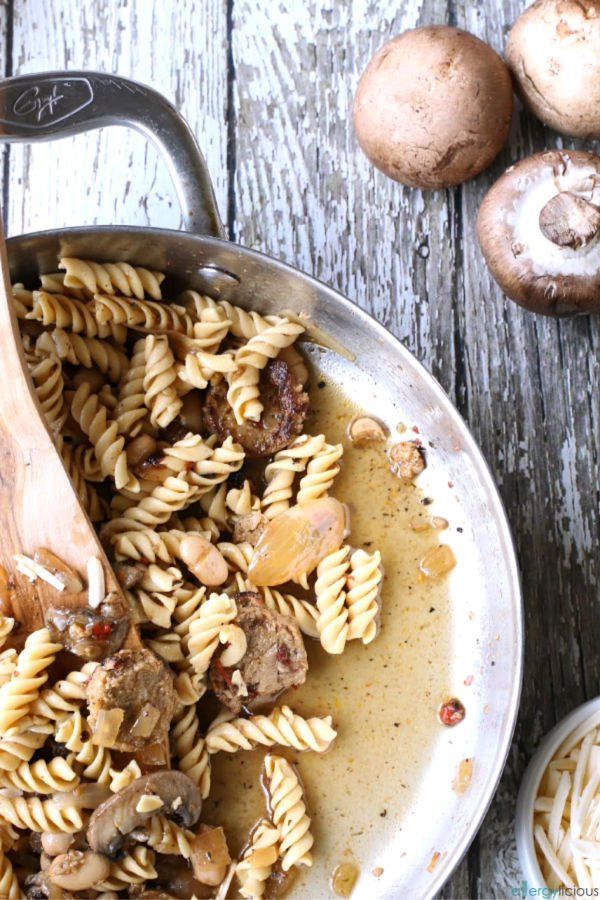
[135,793,164,814]
[13,554,66,591]
[534,721,600,889]
[87,557,105,608]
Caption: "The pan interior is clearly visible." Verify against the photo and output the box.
[8,226,522,898]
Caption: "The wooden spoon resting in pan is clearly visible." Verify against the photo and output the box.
[0,218,136,639]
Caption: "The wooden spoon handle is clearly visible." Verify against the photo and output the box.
[0,213,126,631]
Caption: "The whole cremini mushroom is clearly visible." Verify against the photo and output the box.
[505,0,600,138]
[353,25,513,189]
[477,149,600,315]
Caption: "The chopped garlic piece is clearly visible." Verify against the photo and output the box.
[219,624,247,666]
[87,557,105,608]
[135,793,164,814]
[13,554,66,591]
[231,669,249,697]
[171,795,182,811]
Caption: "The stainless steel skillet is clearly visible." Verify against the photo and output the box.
[0,71,522,899]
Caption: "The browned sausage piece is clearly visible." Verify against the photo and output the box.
[203,358,309,457]
[209,592,308,713]
[86,649,177,752]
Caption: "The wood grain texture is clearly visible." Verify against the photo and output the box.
[0,0,598,896]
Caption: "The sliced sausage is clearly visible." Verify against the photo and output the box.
[203,358,309,457]
[86,648,177,751]
[209,592,308,713]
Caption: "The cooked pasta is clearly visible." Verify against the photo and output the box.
[314,545,351,655]
[36,327,129,381]
[0,756,79,793]
[206,705,336,754]
[346,548,383,644]
[0,848,21,898]
[264,754,313,871]
[143,333,182,428]
[187,592,238,677]
[237,819,281,899]
[59,256,165,299]
[97,846,157,890]
[92,292,194,334]
[171,704,211,797]
[3,259,391,898]
[0,794,84,833]
[296,440,343,503]
[114,336,148,435]
[0,628,62,733]
[70,381,138,491]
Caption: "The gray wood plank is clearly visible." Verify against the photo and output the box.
[4,0,228,236]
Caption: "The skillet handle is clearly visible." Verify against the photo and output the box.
[0,71,225,238]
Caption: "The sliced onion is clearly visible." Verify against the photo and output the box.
[91,708,124,747]
[190,825,231,885]
[135,741,168,767]
[130,703,160,738]
[34,548,83,593]
[52,783,111,809]
[248,497,346,586]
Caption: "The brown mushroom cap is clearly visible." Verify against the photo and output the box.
[505,0,600,139]
[477,149,600,315]
[353,25,513,189]
[86,771,202,857]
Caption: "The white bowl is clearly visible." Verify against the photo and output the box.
[515,696,600,890]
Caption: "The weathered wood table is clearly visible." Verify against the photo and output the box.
[0,0,595,897]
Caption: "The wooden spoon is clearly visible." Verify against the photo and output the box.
[0,215,132,636]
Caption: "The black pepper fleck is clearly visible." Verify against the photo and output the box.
[317,380,326,389]
[420,497,433,506]
[457,527,463,533]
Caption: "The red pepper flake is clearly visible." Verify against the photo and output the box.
[92,623,113,641]
[215,658,234,689]
[464,674,474,686]
[438,698,466,726]
[184,461,194,472]
[12,669,19,678]
[448,481,454,488]
[453,443,461,452]
[139,556,150,565]
[427,851,440,872]
[276,644,291,667]
[412,425,420,433]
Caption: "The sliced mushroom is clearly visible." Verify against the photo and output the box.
[477,149,600,315]
[347,415,387,445]
[44,594,129,660]
[47,850,110,891]
[86,771,202,857]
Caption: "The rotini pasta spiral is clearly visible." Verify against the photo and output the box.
[0,617,14,651]
[26,290,125,340]
[59,257,165,299]
[0,794,83,833]
[171,704,211,798]
[109,760,142,792]
[70,381,138,491]
[28,354,68,436]
[345,548,383,644]
[237,819,280,900]
[0,628,62,734]
[226,319,305,425]
[143,334,182,428]
[92,292,194,334]
[114,337,148,435]
[0,717,53,771]
[206,705,336,755]
[97,845,157,890]
[261,433,326,519]
[264,754,313,871]
[31,662,98,721]
[35,327,129,382]
[0,756,79,793]
[144,814,194,857]
[0,848,21,898]
[59,438,107,521]
[103,475,199,531]
[314,546,351,655]
[296,441,343,504]
[187,592,238,678]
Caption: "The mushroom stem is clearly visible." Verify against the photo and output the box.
[539,191,600,249]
